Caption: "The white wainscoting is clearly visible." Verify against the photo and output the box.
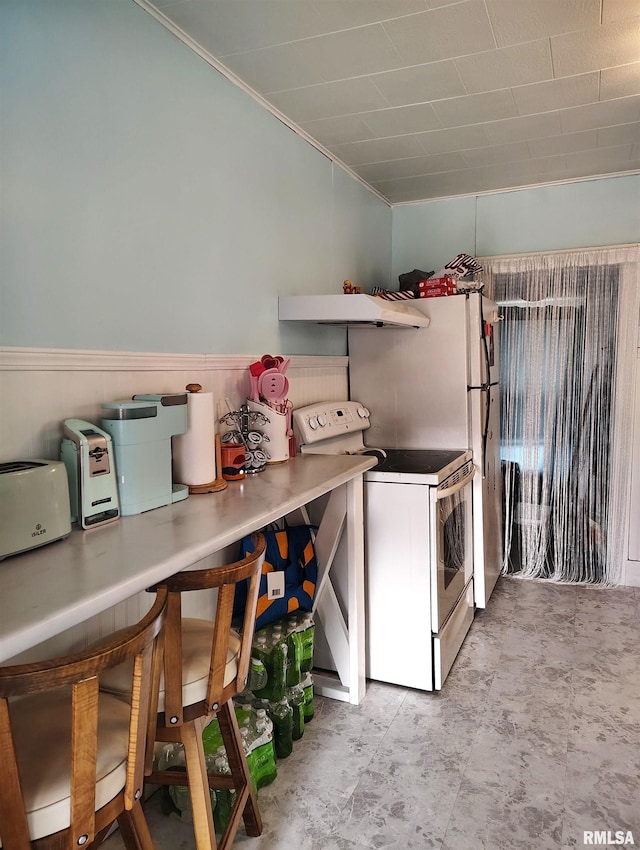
[1,347,349,661]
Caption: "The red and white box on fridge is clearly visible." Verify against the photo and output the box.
[418,277,457,298]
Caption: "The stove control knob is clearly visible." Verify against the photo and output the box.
[317,415,327,427]
[357,406,369,418]
[309,416,319,430]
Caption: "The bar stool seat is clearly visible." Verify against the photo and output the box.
[103,619,242,712]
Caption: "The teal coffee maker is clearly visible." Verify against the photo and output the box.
[100,393,189,516]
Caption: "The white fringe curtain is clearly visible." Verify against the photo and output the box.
[480,246,639,585]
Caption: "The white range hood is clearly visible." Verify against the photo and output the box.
[278,295,429,329]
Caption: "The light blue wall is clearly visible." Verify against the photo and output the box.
[0,0,391,356]
[392,196,478,282]
[4,3,637,358]
[392,175,640,279]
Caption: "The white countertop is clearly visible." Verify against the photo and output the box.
[0,453,375,664]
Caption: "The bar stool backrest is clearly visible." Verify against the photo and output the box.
[0,586,168,850]
[154,531,266,726]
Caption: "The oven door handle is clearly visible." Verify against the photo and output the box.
[433,465,476,501]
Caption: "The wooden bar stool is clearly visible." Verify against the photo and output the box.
[102,531,266,850]
[0,586,167,850]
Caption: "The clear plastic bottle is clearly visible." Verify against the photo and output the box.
[236,703,255,733]
[248,656,268,692]
[269,697,294,759]
[287,683,305,741]
[251,708,277,788]
[238,724,256,785]
[168,778,193,823]
[210,749,234,835]
[155,741,185,772]
[301,671,314,723]
[156,744,192,821]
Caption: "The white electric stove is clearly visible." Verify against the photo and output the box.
[294,401,476,691]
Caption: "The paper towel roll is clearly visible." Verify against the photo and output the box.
[173,389,216,485]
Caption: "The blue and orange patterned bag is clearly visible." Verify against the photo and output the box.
[234,524,318,631]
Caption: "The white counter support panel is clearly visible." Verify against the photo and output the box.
[0,454,375,706]
[304,478,366,705]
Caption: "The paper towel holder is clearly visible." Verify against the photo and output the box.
[182,384,228,494]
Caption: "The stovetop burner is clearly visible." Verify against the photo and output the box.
[366,448,467,475]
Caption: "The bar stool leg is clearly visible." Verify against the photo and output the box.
[217,701,263,846]
[117,802,155,850]
[182,719,217,850]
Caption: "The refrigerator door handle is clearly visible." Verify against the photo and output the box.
[467,384,493,479]
[481,387,490,478]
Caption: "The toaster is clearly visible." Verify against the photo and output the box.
[0,460,72,559]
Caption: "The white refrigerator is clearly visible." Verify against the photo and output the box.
[348,292,503,608]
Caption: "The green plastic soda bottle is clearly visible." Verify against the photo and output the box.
[285,614,304,687]
[269,698,294,759]
[252,627,288,702]
[300,614,315,675]
[287,684,305,741]
[301,672,314,723]
[211,751,234,835]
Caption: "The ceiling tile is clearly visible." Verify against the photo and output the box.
[289,24,404,83]
[310,0,428,30]
[267,78,388,122]
[506,154,569,180]
[220,44,322,92]
[486,0,600,48]
[602,0,640,23]
[298,115,376,146]
[157,1,324,55]
[565,145,635,171]
[527,130,598,157]
[559,95,640,133]
[462,141,531,167]
[513,72,600,115]
[382,1,496,65]
[597,121,640,146]
[330,135,427,165]
[416,124,493,154]
[354,151,469,182]
[506,164,569,190]
[424,0,476,7]
[432,89,517,128]
[375,163,520,202]
[562,157,639,180]
[455,40,553,94]
[600,63,640,100]
[361,103,443,136]
[484,112,563,144]
[369,180,423,202]
[551,16,640,77]
[370,61,466,107]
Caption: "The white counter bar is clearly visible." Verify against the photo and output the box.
[0,453,375,702]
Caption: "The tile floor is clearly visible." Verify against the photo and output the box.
[106,576,640,850]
